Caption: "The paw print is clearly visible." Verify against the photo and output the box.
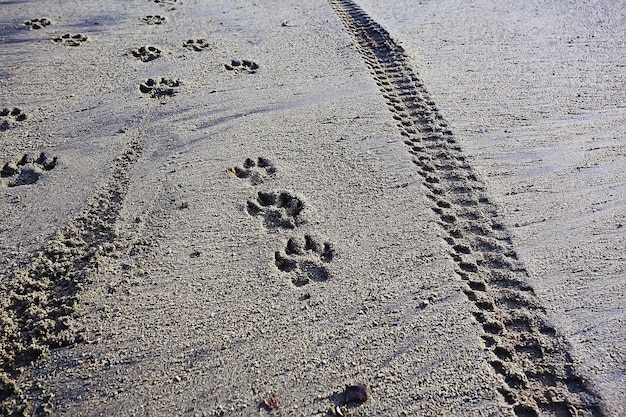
[52,34,88,47]
[0,108,27,131]
[224,59,259,74]
[25,18,51,30]
[274,235,335,286]
[246,191,304,230]
[141,15,166,25]
[132,46,161,62]
[139,78,181,98]
[183,39,211,52]
[227,157,276,185]
[1,152,57,187]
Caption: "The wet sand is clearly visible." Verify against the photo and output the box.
[0,0,623,416]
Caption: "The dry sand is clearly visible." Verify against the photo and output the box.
[0,0,623,416]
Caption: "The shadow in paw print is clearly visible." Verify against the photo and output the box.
[224,59,259,74]
[227,157,276,185]
[247,191,304,230]
[275,235,335,286]
[1,152,57,187]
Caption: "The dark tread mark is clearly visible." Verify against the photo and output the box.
[52,33,88,47]
[153,0,178,3]
[227,157,276,185]
[0,108,27,130]
[0,137,142,415]
[1,152,57,187]
[328,1,605,416]
[246,190,304,230]
[182,39,211,52]
[139,78,180,98]
[25,18,51,30]
[141,15,166,25]
[224,59,259,74]
[275,235,334,286]
[132,46,161,62]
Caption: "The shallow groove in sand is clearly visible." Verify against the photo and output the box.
[0,135,143,414]
[327,0,605,416]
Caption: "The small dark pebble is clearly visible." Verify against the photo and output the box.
[344,384,368,403]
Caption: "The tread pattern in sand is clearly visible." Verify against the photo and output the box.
[327,1,605,416]
[1,152,57,187]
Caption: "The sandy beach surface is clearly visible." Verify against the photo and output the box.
[0,0,623,416]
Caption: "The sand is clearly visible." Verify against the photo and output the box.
[0,0,623,416]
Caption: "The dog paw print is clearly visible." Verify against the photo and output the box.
[132,46,161,62]
[224,59,259,74]
[25,18,51,30]
[274,235,335,286]
[52,33,88,47]
[139,78,180,98]
[227,157,276,185]
[1,152,57,188]
[246,190,304,230]
[183,39,211,52]
[0,108,27,131]
[141,15,166,25]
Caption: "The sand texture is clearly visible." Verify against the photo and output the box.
[0,0,623,416]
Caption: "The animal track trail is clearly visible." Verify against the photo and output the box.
[1,152,57,187]
[246,190,304,230]
[274,235,335,287]
[132,46,161,62]
[224,59,259,74]
[141,15,166,25]
[0,108,27,130]
[52,33,88,47]
[328,0,604,416]
[139,78,180,98]
[183,39,211,52]
[227,157,276,185]
[25,18,51,30]
[230,159,336,288]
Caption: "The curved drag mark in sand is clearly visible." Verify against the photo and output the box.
[0,134,143,415]
[327,1,605,416]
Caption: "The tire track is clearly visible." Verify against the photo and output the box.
[0,133,143,415]
[327,1,605,416]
